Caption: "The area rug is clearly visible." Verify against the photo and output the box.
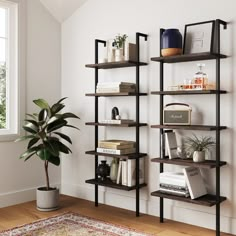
[0,212,153,236]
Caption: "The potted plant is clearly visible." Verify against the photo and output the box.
[184,134,215,162]
[16,97,79,211]
[113,34,128,61]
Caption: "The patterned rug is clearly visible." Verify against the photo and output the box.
[0,212,152,236]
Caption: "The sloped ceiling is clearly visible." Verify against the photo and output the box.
[40,0,87,23]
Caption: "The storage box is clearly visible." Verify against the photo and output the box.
[163,103,192,125]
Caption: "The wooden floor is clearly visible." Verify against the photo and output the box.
[0,195,233,236]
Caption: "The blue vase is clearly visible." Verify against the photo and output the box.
[161,29,182,57]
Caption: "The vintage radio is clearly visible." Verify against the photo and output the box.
[163,103,192,125]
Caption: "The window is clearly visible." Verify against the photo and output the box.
[0,0,20,140]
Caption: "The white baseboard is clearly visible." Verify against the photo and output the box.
[61,182,236,235]
[0,183,61,208]
[0,188,36,208]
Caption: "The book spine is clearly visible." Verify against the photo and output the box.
[160,176,186,187]
[159,183,188,191]
[116,160,122,184]
[96,88,135,93]
[122,160,127,186]
[96,147,136,155]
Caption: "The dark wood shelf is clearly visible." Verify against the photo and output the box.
[151,158,227,169]
[151,191,226,207]
[85,60,148,69]
[151,90,227,95]
[86,92,147,97]
[85,122,147,127]
[85,178,147,191]
[85,150,147,160]
[151,52,227,63]
[151,124,227,131]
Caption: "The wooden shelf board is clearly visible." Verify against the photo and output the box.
[85,122,147,127]
[151,124,227,131]
[151,158,227,169]
[151,90,227,95]
[85,150,147,159]
[85,178,147,191]
[151,191,226,207]
[151,53,227,63]
[85,92,147,97]
[85,61,148,69]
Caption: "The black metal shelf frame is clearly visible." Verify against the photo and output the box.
[86,33,148,217]
[152,19,227,236]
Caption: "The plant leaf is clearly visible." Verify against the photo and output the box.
[53,132,72,144]
[48,155,60,166]
[46,119,67,133]
[44,140,59,156]
[19,147,38,159]
[65,124,79,130]
[37,149,50,161]
[33,99,50,110]
[38,109,48,124]
[27,137,40,149]
[23,123,38,134]
[51,103,65,115]
[24,119,39,127]
[57,141,72,154]
[61,112,80,119]
[26,114,37,120]
[15,135,35,142]
[57,97,67,104]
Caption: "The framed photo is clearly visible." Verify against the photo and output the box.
[183,20,215,54]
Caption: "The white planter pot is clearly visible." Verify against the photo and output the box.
[193,151,205,162]
[115,48,124,62]
[36,187,59,211]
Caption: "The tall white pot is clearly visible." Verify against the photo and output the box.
[36,187,59,211]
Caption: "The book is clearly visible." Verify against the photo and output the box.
[96,147,136,155]
[97,82,136,88]
[96,88,136,93]
[165,132,178,159]
[122,160,128,186]
[127,158,145,187]
[98,143,135,150]
[116,160,122,184]
[98,119,134,124]
[99,140,136,145]
[160,172,187,187]
[159,183,188,192]
[159,187,190,197]
[183,167,207,199]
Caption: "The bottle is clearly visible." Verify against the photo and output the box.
[96,160,110,181]
[110,158,119,182]
[194,64,208,89]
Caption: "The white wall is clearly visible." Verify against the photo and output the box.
[61,0,236,234]
[0,0,61,207]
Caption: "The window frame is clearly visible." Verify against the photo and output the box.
[0,0,25,142]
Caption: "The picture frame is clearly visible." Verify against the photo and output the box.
[183,20,215,54]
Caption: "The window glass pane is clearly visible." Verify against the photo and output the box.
[0,38,6,62]
[0,7,6,38]
[0,62,6,128]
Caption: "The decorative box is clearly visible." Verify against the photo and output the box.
[163,103,192,125]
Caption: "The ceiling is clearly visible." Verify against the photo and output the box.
[40,0,87,23]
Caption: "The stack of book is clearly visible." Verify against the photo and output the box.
[96,82,136,93]
[97,140,136,155]
[98,119,134,125]
[159,172,190,197]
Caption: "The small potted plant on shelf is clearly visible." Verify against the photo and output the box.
[184,134,215,162]
[16,97,79,211]
[113,34,128,62]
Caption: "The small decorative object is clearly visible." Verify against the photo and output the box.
[113,34,128,61]
[107,39,115,62]
[97,160,110,181]
[194,63,208,87]
[163,103,192,125]
[111,106,119,120]
[161,29,182,57]
[184,134,215,162]
[110,158,119,182]
[183,20,215,54]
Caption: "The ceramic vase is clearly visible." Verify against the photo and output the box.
[193,151,205,162]
[161,29,182,57]
[115,48,124,62]
[110,159,119,182]
[96,160,110,181]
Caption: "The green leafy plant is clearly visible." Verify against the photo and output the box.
[0,63,6,128]
[184,134,215,153]
[16,97,79,190]
[113,34,128,49]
